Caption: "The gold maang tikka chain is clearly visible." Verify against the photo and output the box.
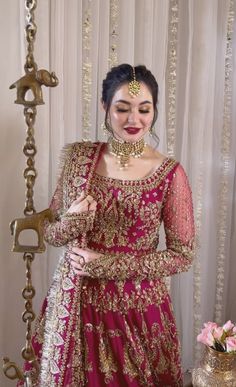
[109,137,146,168]
[128,66,141,97]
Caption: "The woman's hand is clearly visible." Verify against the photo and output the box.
[67,191,97,214]
[69,246,102,276]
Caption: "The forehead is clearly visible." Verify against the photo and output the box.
[111,82,153,104]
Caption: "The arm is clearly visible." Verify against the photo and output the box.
[83,164,195,279]
[43,146,95,247]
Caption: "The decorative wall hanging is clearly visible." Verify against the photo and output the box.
[2,1,58,385]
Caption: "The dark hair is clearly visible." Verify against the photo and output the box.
[102,64,159,130]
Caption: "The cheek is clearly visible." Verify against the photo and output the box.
[141,115,153,127]
[111,112,126,124]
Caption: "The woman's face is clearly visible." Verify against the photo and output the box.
[107,82,154,143]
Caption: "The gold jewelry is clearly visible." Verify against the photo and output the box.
[101,121,107,133]
[101,120,113,136]
[149,126,154,136]
[78,255,85,268]
[109,137,146,168]
[128,67,141,97]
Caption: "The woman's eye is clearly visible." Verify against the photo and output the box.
[116,108,129,113]
[139,110,150,114]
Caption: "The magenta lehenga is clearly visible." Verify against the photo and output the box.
[19,142,195,387]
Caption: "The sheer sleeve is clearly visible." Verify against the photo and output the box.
[43,145,95,247]
[84,164,195,279]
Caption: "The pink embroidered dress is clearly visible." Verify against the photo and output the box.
[21,142,195,387]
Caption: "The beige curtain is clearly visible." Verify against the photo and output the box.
[0,0,235,385]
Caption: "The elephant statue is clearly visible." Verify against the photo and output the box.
[9,69,59,106]
[10,208,54,253]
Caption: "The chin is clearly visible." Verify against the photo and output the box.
[113,129,146,143]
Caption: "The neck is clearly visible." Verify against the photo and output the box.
[108,136,146,169]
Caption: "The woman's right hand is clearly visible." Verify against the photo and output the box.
[67,191,97,214]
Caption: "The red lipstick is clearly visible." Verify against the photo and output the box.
[124,127,141,135]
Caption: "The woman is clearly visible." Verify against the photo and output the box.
[25,64,195,386]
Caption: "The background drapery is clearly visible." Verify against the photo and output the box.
[0,0,235,386]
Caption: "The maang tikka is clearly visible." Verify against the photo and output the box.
[128,67,141,97]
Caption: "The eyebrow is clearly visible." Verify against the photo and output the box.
[114,99,152,105]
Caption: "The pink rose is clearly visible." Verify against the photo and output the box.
[226,337,236,352]
[213,327,224,341]
[223,320,234,332]
[204,322,218,330]
[197,327,215,347]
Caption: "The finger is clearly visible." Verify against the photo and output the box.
[71,192,86,205]
[70,260,88,276]
[86,195,94,204]
[76,201,90,211]
[71,247,86,255]
[89,202,97,212]
[70,260,81,270]
[70,200,89,214]
[73,268,89,276]
[70,253,81,263]
[77,191,85,202]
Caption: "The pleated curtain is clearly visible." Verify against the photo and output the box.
[0,1,235,385]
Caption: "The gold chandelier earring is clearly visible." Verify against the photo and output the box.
[148,126,160,146]
[101,120,113,137]
[149,126,154,136]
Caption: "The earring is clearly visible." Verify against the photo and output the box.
[149,126,160,146]
[101,121,113,136]
[101,121,107,135]
[149,126,155,136]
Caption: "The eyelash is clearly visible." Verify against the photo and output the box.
[116,108,150,114]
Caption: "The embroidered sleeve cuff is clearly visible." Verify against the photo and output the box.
[44,211,95,247]
[83,241,194,280]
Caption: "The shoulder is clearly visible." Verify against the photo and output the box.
[165,159,192,194]
[61,141,104,157]
[64,140,103,151]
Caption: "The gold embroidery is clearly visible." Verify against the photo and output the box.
[123,344,139,380]
[37,142,192,386]
[87,158,176,252]
[81,278,168,314]
[83,311,182,386]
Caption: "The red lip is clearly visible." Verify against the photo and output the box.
[124,127,141,134]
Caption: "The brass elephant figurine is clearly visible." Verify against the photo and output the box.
[10,208,54,253]
[9,69,59,106]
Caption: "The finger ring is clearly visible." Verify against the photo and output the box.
[79,255,85,268]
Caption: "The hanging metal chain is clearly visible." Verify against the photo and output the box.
[24,0,38,73]
[24,0,38,215]
[23,106,37,215]
[21,2,38,369]
[21,253,38,365]
[3,0,58,384]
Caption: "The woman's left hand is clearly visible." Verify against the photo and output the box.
[69,247,102,276]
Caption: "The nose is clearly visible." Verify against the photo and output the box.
[127,109,138,124]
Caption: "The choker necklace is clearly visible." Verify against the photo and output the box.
[109,137,146,168]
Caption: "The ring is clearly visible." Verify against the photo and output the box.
[78,255,85,268]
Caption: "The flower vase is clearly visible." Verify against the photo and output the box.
[192,346,236,386]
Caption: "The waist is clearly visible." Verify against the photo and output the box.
[80,277,169,314]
